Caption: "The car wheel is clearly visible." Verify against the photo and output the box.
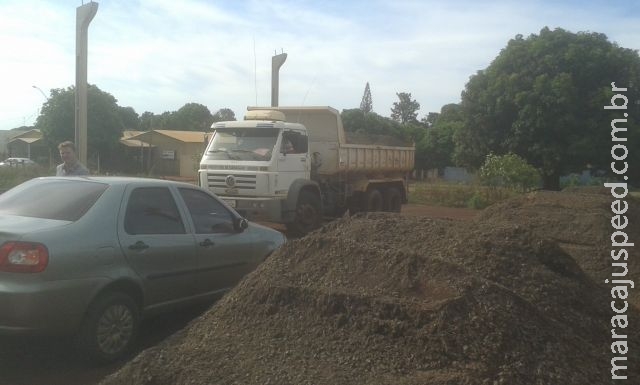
[287,190,322,237]
[76,291,140,364]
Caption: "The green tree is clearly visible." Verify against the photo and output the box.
[139,111,155,131]
[457,27,640,189]
[479,153,541,192]
[390,92,420,124]
[157,111,174,128]
[417,104,463,170]
[172,103,213,131]
[212,108,237,122]
[341,108,401,137]
[359,82,373,113]
[341,109,417,162]
[421,112,440,128]
[118,106,139,130]
[36,85,126,169]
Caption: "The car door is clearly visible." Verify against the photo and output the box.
[118,185,198,308]
[177,187,257,295]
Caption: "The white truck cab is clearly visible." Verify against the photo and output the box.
[199,110,310,226]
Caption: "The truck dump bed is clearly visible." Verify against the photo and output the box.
[338,143,414,173]
[247,106,415,176]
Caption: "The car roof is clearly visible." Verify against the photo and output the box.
[34,176,197,188]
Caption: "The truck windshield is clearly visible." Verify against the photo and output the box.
[207,126,279,161]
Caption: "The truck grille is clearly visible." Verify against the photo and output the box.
[206,173,257,190]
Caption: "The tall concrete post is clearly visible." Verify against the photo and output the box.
[271,52,287,107]
[75,2,98,166]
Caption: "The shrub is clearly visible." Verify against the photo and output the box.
[479,153,541,192]
[466,191,489,209]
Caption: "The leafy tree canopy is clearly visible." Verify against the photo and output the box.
[118,106,140,130]
[136,103,217,131]
[390,92,420,124]
[341,108,401,136]
[212,108,237,122]
[421,112,440,128]
[173,103,214,131]
[37,84,125,160]
[417,103,463,170]
[457,27,640,189]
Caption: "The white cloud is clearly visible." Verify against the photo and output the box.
[0,0,638,130]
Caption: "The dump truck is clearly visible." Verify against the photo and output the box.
[198,106,415,236]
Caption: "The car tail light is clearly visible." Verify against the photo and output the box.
[0,242,49,273]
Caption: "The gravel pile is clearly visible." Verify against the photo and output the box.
[478,189,640,307]
[101,191,640,385]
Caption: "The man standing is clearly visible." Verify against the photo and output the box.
[56,141,89,176]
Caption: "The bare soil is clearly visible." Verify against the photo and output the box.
[401,203,479,220]
[100,189,640,385]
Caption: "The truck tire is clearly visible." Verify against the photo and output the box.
[365,188,384,212]
[75,291,140,364]
[384,187,402,213]
[287,190,322,236]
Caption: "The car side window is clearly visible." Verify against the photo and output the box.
[124,187,186,235]
[179,188,235,234]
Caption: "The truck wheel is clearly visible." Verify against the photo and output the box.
[75,291,140,364]
[365,188,384,212]
[384,187,402,213]
[287,190,322,236]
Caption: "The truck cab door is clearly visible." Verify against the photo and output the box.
[277,130,309,190]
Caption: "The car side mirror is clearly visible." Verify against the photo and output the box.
[235,218,249,232]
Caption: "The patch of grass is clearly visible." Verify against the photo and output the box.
[0,166,51,191]
[408,181,518,209]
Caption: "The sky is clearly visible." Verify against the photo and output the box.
[0,0,639,131]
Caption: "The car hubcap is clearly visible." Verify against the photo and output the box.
[96,304,134,355]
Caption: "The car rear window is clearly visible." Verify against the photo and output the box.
[0,179,108,221]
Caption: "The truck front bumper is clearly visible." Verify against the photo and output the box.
[220,197,292,223]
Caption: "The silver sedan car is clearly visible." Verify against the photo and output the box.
[0,177,285,363]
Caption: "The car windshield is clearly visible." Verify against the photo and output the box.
[207,126,278,161]
[0,179,108,221]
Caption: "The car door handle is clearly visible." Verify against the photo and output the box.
[199,239,215,247]
[129,241,149,251]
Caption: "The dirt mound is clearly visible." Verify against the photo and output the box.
[478,190,640,307]
[101,210,638,385]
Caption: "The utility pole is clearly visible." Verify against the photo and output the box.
[75,1,98,166]
[271,51,287,107]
